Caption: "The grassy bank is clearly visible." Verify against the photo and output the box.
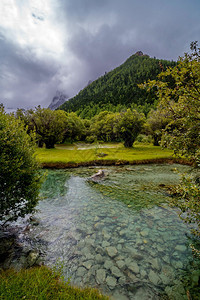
[0,266,109,300]
[36,142,178,168]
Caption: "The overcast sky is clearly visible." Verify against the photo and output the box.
[0,0,200,109]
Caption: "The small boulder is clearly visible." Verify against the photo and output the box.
[90,170,105,182]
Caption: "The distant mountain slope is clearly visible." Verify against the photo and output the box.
[59,52,176,117]
[48,91,68,110]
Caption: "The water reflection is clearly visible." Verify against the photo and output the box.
[29,165,198,299]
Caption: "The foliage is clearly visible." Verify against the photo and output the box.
[31,107,68,149]
[0,107,41,222]
[63,112,86,142]
[114,109,145,147]
[170,173,200,237]
[145,109,172,146]
[15,108,35,134]
[142,42,200,162]
[88,109,145,147]
[59,53,176,118]
[90,111,120,142]
[0,266,108,299]
[142,41,200,237]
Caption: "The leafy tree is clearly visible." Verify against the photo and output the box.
[142,41,200,237]
[0,107,41,223]
[114,109,145,147]
[90,111,119,142]
[146,109,172,146]
[63,112,85,142]
[32,107,67,149]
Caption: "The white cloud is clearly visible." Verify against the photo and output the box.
[0,0,65,60]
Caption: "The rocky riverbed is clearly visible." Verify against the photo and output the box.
[1,164,199,299]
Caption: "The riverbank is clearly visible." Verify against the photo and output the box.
[35,142,192,168]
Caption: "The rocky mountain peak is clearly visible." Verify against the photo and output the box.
[48,91,68,110]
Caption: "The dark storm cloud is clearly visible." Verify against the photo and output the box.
[0,35,61,108]
[0,0,200,109]
[59,0,200,83]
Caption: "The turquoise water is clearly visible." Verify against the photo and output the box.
[29,164,199,299]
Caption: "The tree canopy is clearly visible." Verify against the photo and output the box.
[31,107,68,149]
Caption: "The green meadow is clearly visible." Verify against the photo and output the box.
[35,142,174,166]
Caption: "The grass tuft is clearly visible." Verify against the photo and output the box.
[0,266,109,300]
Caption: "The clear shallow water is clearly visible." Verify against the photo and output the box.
[29,164,198,299]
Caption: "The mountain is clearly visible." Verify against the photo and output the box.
[48,91,68,110]
[58,52,176,118]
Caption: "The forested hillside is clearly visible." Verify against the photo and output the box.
[59,52,176,118]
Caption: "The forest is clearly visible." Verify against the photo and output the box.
[59,52,176,118]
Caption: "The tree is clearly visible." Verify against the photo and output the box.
[90,111,119,142]
[63,112,85,142]
[146,109,172,146]
[142,42,200,237]
[114,109,145,147]
[32,107,67,149]
[142,41,200,161]
[0,107,42,223]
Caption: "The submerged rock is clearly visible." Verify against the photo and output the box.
[89,170,106,182]
[106,276,117,289]
[96,269,106,284]
[106,246,118,258]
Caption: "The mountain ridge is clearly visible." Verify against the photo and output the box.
[58,51,176,118]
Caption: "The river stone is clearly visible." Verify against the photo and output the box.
[77,267,87,277]
[117,244,122,251]
[134,287,160,300]
[127,271,137,281]
[82,247,91,255]
[85,238,95,246]
[88,264,99,276]
[175,245,187,252]
[106,276,117,289]
[140,269,147,278]
[111,291,129,300]
[159,273,171,285]
[84,253,94,260]
[82,260,93,270]
[118,275,127,285]
[131,251,143,261]
[104,260,113,269]
[102,241,110,248]
[95,254,104,263]
[111,266,123,278]
[148,270,160,285]
[96,246,104,255]
[140,229,149,237]
[96,269,106,284]
[129,262,140,274]
[150,258,160,271]
[106,246,118,258]
[173,260,183,269]
[116,260,126,269]
[27,250,39,267]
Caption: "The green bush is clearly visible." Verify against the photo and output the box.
[0,107,42,222]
